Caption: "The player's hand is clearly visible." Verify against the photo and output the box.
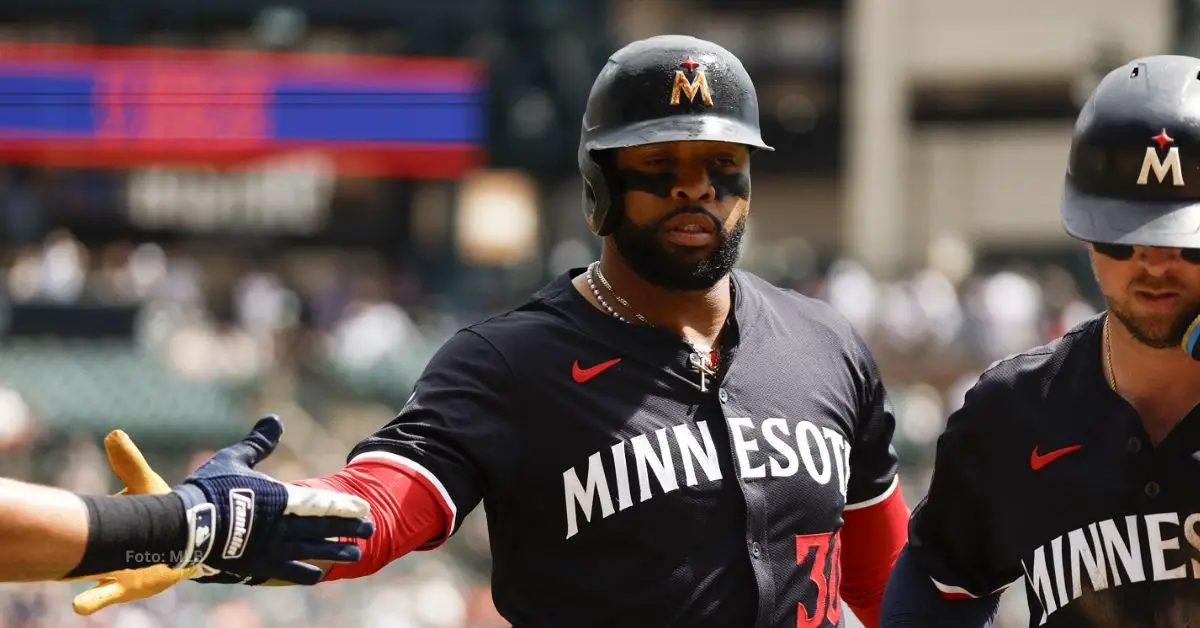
[170,415,374,585]
[69,429,199,615]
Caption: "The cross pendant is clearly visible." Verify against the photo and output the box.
[690,352,715,392]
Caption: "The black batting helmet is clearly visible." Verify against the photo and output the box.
[578,35,773,236]
[1061,55,1200,248]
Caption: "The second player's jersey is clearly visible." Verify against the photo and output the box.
[348,267,899,628]
[908,314,1200,627]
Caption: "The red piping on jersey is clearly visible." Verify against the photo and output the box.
[839,481,909,628]
[932,577,1012,600]
[290,460,447,581]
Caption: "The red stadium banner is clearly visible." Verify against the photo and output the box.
[0,42,488,178]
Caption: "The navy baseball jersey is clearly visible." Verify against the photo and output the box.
[908,314,1200,626]
[348,268,900,628]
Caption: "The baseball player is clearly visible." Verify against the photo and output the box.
[78,34,911,627]
[879,55,1200,627]
[0,417,372,592]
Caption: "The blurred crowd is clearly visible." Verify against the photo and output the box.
[806,252,1099,471]
[0,227,1107,627]
[2,229,445,386]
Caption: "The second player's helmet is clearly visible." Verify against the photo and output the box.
[578,35,773,236]
[1061,55,1200,248]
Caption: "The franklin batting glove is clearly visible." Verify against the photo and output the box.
[170,415,374,585]
[69,429,198,616]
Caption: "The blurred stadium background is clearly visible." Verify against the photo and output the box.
[0,0,1193,626]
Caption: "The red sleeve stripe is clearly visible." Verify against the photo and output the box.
[931,578,977,599]
[844,475,898,511]
[931,577,1016,600]
[347,450,457,543]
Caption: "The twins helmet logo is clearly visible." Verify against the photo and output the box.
[670,57,713,107]
[1137,128,1185,187]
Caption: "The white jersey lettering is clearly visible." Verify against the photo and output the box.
[561,418,852,540]
[1022,512,1198,624]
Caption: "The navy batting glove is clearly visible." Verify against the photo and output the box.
[169,415,374,585]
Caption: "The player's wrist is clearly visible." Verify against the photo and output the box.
[64,493,189,579]
[170,483,219,569]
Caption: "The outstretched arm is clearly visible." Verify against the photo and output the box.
[0,476,197,583]
[0,417,373,587]
[278,329,519,584]
[0,478,131,581]
[283,457,446,584]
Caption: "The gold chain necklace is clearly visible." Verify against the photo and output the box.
[586,260,721,391]
[1104,316,1119,395]
[591,262,648,324]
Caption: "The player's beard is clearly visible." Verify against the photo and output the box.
[611,205,746,291]
[1106,273,1200,349]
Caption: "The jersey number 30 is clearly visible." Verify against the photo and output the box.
[795,531,842,628]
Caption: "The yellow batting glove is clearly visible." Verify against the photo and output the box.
[69,430,199,615]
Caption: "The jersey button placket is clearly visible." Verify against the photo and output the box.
[1126,436,1158,506]
[749,541,762,559]
[719,388,728,403]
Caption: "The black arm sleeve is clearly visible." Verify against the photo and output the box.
[845,328,901,507]
[880,544,1001,628]
[906,376,1023,598]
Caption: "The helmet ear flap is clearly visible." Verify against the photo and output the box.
[580,147,621,236]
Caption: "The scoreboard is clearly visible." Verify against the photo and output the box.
[0,42,487,178]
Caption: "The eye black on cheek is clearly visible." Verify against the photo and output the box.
[709,171,750,200]
[617,169,675,198]
[616,169,751,200]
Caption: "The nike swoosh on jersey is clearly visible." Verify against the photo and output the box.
[1030,444,1083,471]
[572,358,622,383]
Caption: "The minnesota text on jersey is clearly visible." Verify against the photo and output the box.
[1024,511,1200,624]
[909,316,1200,627]
[343,269,906,628]
[564,417,855,540]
